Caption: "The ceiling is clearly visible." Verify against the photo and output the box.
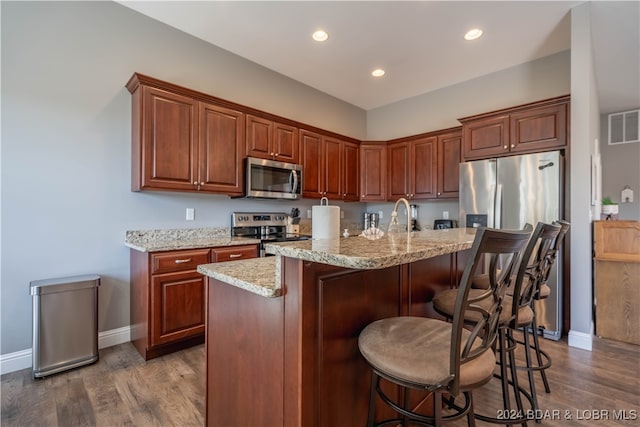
[119,1,639,113]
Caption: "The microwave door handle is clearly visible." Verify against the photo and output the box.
[290,170,299,194]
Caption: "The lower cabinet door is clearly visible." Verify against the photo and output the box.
[150,270,206,346]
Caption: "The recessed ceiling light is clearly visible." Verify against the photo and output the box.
[371,68,385,77]
[312,30,329,42]
[464,28,483,41]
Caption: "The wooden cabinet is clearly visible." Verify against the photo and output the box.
[387,136,437,201]
[436,128,462,199]
[211,244,259,262]
[130,244,258,360]
[460,95,569,161]
[133,86,198,192]
[198,102,245,194]
[127,74,244,195]
[301,130,359,201]
[341,140,360,201]
[359,143,387,201]
[246,114,299,163]
[594,221,640,345]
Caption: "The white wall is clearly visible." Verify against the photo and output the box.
[366,51,570,140]
[566,2,600,351]
[599,114,640,220]
[0,1,366,356]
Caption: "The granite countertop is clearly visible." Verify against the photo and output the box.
[198,228,477,298]
[124,227,260,252]
[264,228,477,269]
[198,257,280,298]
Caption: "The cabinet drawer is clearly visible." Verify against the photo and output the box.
[212,244,258,262]
[151,249,210,274]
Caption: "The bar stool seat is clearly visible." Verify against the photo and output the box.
[359,317,496,389]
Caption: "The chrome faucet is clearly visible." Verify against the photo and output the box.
[388,198,412,237]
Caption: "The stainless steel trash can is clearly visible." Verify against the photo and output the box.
[30,274,100,378]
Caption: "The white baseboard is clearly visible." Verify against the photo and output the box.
[568,329,593,351]
[0,326,131,376]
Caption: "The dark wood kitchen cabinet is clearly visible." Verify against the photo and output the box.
[245,114,299,163]
[130,244,258,360]
[387,136,437,201]
[341,140,360,201]
[436,128,462,199]
[360,143,387,201]
[301,130,358,201]
[460,95,569,161]
[199,102,245,194]
[127,74,245,195]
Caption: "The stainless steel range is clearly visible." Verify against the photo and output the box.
[231,212,309,257]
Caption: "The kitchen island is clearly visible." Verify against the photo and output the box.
[198,229,476,427]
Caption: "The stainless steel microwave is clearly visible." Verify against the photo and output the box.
[245,157,303,199]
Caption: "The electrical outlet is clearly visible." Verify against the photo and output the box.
[378,210,383,219]
[443,211,449,219]
[186,208,195,221]
[307,210,312,219]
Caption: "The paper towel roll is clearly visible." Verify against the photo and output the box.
[312,198,340,240]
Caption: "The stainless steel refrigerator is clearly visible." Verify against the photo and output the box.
[459,151,563,340]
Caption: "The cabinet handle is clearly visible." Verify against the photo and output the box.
[229,254,243,258]
[343,193,346,197]
[270,152,275,156]
[438,192,441,196]
[275,153,279,156]
[361,194,365,198]
[511,144,515,148]
[503,145,508,149]
[193,181,198,185]
[174,258,192,264]
[200,182,204,185]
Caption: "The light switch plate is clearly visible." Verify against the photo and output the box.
[443,211,449,219]
[186,208,195,221]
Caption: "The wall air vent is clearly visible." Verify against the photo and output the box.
[608,109,639,145]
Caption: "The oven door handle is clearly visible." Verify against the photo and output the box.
[290,170,299,194]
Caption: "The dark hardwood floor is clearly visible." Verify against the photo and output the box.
[2,336,638,426]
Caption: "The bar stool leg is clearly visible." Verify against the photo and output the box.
[367,372,377,427]
[531,317,551,393]
[507,329,527,427]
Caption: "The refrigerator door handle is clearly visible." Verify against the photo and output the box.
[495,183,503,229]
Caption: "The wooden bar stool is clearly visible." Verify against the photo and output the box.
[358,227,531,427]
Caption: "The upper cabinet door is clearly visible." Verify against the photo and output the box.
[410,136,437,199]
[198,102,245,195]
[342,141,360,201]
[462,115,510,160]
[139,87,198,191]
[245,114,273,159]
[360,144,386,202]
[387,142,410,200]
[323,137,342,199]
[301,129,323,198]
[437,130,462,199]
[510,103,567,153]
[273,122,299,164]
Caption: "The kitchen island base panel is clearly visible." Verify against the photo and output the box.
[206,279,284,427]
[205,251,469,427]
